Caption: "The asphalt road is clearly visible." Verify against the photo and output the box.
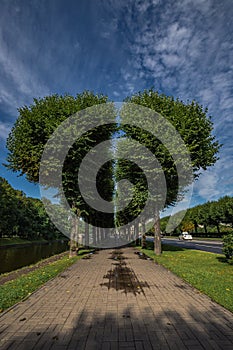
[146,236,223,254]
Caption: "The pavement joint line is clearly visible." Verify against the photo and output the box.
[0,246,232,350]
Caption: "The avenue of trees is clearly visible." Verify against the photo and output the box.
[115,90,220,253]
[5,89,220,255]
[160,196,233,237]
[0,176,63,240]
[5,92,114,254]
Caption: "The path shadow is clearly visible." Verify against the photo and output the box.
[216,256,233,265]
[162,244,185,252]
[143,241,185,252]
[2,303,233,349]
[1,247,233,349]
[101,249,149,295]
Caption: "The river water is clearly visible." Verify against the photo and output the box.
[0,240,69,274]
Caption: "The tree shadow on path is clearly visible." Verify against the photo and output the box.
[1,304,233,350]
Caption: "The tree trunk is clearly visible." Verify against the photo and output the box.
[134,220,138,245]
[141,220,146,249]
[204,224,207,234]
[92,226,96,246]
[194,222,198,235]
[131,225,134,241]
[135,222,138,237]
[154,207,162,255]
[69,206,80,258]
[69,212,78,258]
[97,227,101,244]
[101,227,104,242]
[85,221,89,248]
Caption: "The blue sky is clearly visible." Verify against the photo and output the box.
[0,0,232,211]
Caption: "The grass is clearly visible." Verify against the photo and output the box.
[0,237,48,246]
[187,237,222,241]
[140,242,233,312]
[160,236,222,241]
[0,249,91,312]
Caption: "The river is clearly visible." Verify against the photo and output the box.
[0,240,69,274]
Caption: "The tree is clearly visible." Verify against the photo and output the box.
[118,89,220,254]
[218,196,233,227]
[5,92,115,254]
[160,216,169,233]
[187,206,200,235]
[0,176,60,240]
[0,177,19,237]
[163,196,233,237]
[208,201,222,235]
[115,138,151,247]
[5,89,220,254]
[181,221,195,233]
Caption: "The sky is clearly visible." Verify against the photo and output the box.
[0,0,232,213]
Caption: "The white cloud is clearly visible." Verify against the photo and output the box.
[162,185,194,216]
[135,1,150,13]
[113,91,120,97]
[109,0,233,203]
[195,171,220,200]
[0,0,231,204]
[143,56,157,71]
[156,23,191,53]
[161,53,180,68]
[193,150,233,201]
[0,16,50,115]
[0,121,11,140]
[0,29,49,113]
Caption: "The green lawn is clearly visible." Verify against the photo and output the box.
[191,237,223,241]
[140,242,233,312]
[0,250,91,312]
[160,236,222,241]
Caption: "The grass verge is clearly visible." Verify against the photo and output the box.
[0,249,91,312]
[158,236,222,241]
[191,237,223,241]
[140,242,233,313]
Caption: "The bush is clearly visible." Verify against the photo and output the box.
[222,233,233,259]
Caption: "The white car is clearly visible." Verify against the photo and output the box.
[179,232,192,240]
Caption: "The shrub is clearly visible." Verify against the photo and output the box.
[222,233,233,259]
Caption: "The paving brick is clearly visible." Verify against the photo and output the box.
[0,247,233,349]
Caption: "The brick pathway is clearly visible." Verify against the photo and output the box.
[0,247,233,350]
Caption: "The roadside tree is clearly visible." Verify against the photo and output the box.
[119,89,220,254]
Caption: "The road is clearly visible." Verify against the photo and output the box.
[146,236,223,254]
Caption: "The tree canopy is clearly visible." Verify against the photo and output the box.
[0,177,61,240]
[116,89,220,253]
[6,91,115,251]
[5,89,220,254]
[161,196,233,236]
